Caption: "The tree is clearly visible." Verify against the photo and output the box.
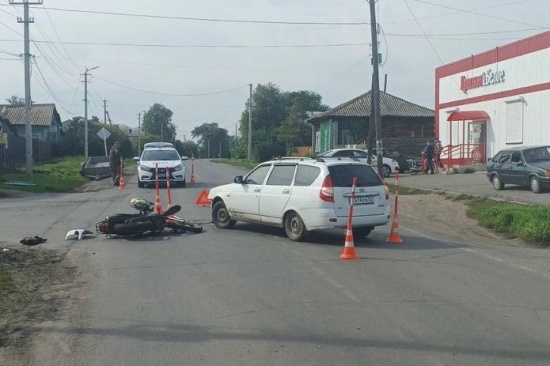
[236,84,329,161]
[53,117,132,157]
[6,95,26,105]
[276,91,329,152]
[174,139,199,158]
[142,103,176,142]
[191,123,230,158]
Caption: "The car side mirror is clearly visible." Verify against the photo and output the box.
[234,175,244,184]
[517,161,524,166]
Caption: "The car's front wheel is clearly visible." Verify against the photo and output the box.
[212,201,236,229]
[530,176,542,193]
[138,179,144,188]
[492,174,504,190]
[284,211,306,241]
[382,164,391,178]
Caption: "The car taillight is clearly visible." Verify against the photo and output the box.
[384,184,390,200]
[320,175,334,202]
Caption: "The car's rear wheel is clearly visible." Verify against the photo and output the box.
[530,176,542,193]
[212,201,236,229]
[492,175,504,190]
[353,227,372,238]
[284,211,306,242]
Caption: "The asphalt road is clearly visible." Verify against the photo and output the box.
[2,160,550,366]
[397,170,550,205]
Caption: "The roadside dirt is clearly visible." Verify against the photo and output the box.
[398,193,524,247]
[0,187,528,365]
[0,246,78,365]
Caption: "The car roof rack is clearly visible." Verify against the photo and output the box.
[273,156,314,161]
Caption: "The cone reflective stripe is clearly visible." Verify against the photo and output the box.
[386,213,403,244]
[339,176,359,260]
[118,157,126,190]
[166,167,172,209]
[154,163,162,213]
[340,225,359,260]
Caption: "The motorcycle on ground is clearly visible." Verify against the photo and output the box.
[96,198,203,237]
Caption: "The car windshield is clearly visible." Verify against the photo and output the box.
[523,147,550,163]
[142,150,181,161]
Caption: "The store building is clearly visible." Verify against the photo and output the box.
[435,30,550,166]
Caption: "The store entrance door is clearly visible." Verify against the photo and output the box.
[468,122,487,163]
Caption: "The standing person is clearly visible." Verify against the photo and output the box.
[109,141,123,186]
[422,140,435,175]
[434,139,444,172]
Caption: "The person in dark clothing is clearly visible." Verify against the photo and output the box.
[109,141,123,185]
[422,140,435,174]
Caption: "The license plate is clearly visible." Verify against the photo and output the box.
[158,174,166,179]
[353,196,374,205]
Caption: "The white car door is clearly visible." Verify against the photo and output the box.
[259,164,297,224]
[229,164,272,222]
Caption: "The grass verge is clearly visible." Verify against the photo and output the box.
[0,268,14,294]
[464,197,550,247]
[0,156,134,193]
[386,183,550,246]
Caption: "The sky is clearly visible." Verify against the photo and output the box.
[0,0,549,141]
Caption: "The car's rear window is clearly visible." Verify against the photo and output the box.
[328,164,382,187]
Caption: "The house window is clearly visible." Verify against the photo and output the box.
[505,100,523,144]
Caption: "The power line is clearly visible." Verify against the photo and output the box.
[93,76,250,97]
[413,0,547,28]
[32,57,76,114]
[0,6,22,35]
[387,0,541,26]
[30,9,80,77]
[5,5,372,26]
[43,6,79,70]
[0,38,371,49]
[403,0,444,64]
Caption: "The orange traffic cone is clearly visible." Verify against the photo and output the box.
[154,191,163,213]
[340,224,359,260]
[386,213,403,244]
[118,158,126,190]
[165,167,172,209]
[154,163,163,213]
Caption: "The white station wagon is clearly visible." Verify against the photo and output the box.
[207,157,391,241]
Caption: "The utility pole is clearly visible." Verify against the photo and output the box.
[103,99,107,124]
[368,0,384,177]
[83,66,99,158]
[11,0,43,175]
[138,110,145,157]
[248,83,253,161]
